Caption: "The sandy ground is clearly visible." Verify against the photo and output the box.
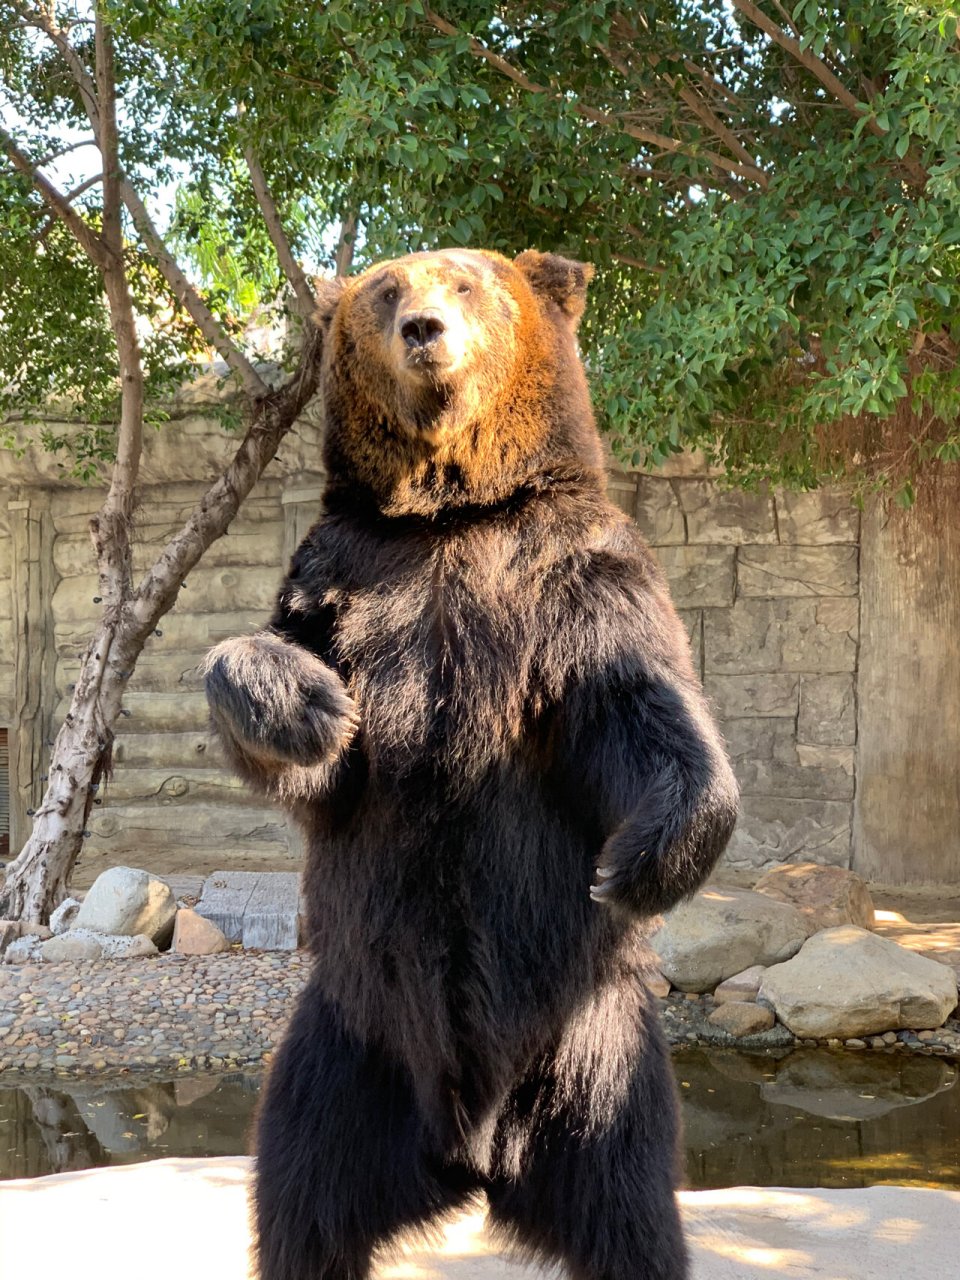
[1,1155,957,1280]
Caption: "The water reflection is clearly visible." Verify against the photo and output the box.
[1,1049,958,1188]
[0,1074,260,1181]
[678,1047,960,1189]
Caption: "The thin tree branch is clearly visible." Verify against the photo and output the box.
[0,127,110,268]
[610,249,665,274]
[18,0,270,399]
[62,172,103,202]
[37,137,98,166]
[244,145,315,317]
[423,8,766,187]
[15,3,102,128]
[335,213,357,276]
[95,10,120,252]
[132,323,325,630]
[595,38,768,190]
[730,0,927,184]
[119,178,270,398]
[91,9,142,611]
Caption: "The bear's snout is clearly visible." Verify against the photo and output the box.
[400,310,446,349]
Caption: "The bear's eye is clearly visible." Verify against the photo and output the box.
[382,287,398,304]
[457,283,472,296]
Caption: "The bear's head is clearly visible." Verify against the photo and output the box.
[313,248,602,516]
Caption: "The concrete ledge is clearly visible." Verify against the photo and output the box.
[1,1156,957,1280]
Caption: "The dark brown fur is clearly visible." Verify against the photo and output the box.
[205,249,738,1280]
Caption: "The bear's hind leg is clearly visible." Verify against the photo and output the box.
[487,983,687,1280]
[256,988,477,1280]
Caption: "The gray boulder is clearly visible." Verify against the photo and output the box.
[99,933,159,958]
[707,1001,775,1037]
[713,965,766,1004]
[35,927,158,961]
[0,921,20,958]
[760,925,959,1038]
[49,897,82,935]
[649,888,807,993]
[3,935,43,964]
[74,867,176,945]
[40,933,103,963]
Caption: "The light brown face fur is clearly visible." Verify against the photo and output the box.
[315,248,599,514]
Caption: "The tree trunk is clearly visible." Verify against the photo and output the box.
[0,619,140,921]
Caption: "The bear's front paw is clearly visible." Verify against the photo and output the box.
[589,850,659,916]
[204,633,358,766]
[589,818,685,918]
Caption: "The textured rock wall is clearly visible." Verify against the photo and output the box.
[3,454,862,879]
[608,470,860,874]
[30,477,306,876]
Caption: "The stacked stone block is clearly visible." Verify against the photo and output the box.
[609,470,860,874]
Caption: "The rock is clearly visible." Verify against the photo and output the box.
[760,926,959,1039]
[50,898,82,935]
[753,861,875,936]
[98,933,159,959]
[0,921,20,958]
[40,933,103,963]
[195,870,302,950]
[646,972,671,998]
[3,935,42,964]
[171,909,230,956]
[22,923,53,941]
[737,545,858,598]
[649,889,807,993]
[74,867,177,945]
[707,1002,775,1037]
[713,965,766,1004]
[655,545,736,608]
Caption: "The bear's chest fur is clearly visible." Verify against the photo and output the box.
[328,520,553,777]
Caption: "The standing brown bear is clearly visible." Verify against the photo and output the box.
[205,248,738,1280]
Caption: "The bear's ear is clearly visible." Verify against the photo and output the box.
[311,275,346,332]
[514,250,595,327]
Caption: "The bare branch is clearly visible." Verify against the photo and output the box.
[335,213,357,276]
[37,137,98,166]
[19,0,270,399]
[595,38,768,189]
[62,172,103,202]
[95,10,121,254]
[244,145,315,317]
[730,0,927,184]
[423,8,767,188]
[132,324,325,631]
[15,3,102,128]
[92,11,142,610]
[119,178,270,399]
[0,127,110,268]
[610,249,665,274]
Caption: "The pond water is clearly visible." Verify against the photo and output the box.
[2,1047,958,1188]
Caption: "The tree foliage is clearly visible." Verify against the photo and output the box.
[3,1,960,499]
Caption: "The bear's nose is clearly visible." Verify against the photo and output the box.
[400,312,446,348]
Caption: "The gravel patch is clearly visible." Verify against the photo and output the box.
[1,955,958,1079]
[0,951,309,1077]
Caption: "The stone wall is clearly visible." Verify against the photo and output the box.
[3,434,955,887]
[607,469,860,876]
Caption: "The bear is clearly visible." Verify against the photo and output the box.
[204,247,739,1280]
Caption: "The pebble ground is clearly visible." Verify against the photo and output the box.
[2,954,960,1078]
[0,951,310,1076]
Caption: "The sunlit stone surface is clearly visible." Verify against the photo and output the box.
[1,1156,957,1280]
